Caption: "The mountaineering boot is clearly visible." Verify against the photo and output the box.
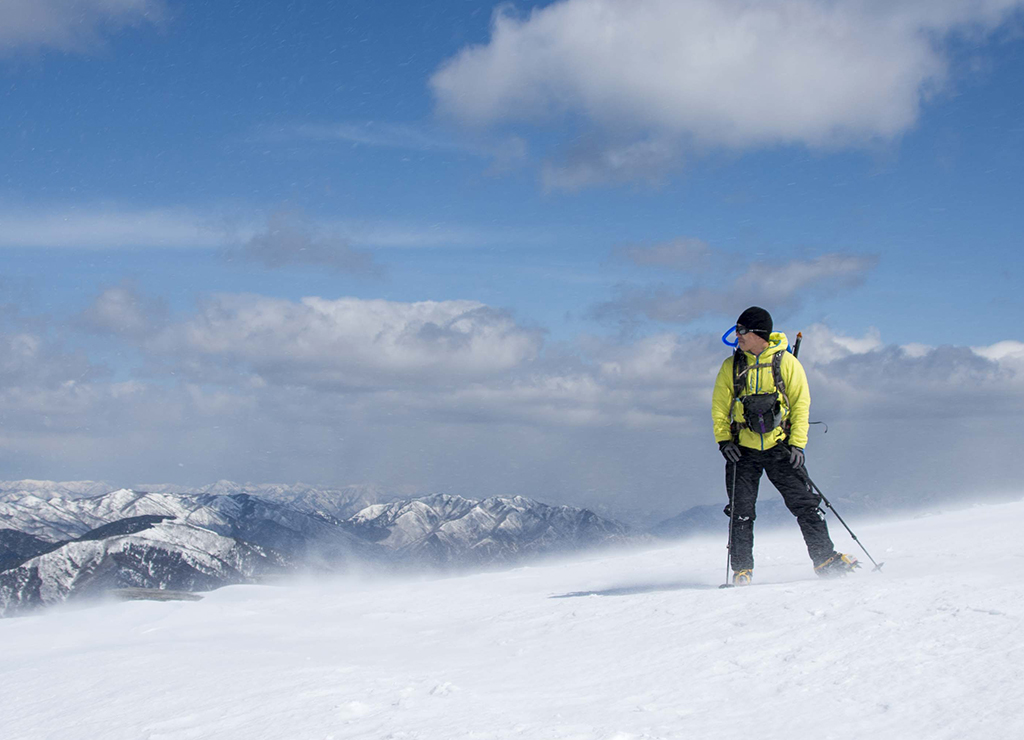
[732,569,753,586]
[814,552,860,578]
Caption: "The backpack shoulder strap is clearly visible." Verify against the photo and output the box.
[772,351,786,398]
[732,349,747,398]
[774,351,794,441]
[729,350,747,442]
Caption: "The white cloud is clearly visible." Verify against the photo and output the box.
[596,252,879,324]
[432,0,1024,187]
[799,324,884,363]
[900,342,934,359]
[149,295,546,389]
[737,254,880,306]
[0,202,524,251]
[0,0,165,53]
[253,121,530,174]
[541,136,680,191]
[973,340,1024,363]
[0,205,224,249]
[0,330,98,386]
[291,121,471,152]
[234,212,383,276]
[77,281,166,338]
[285,122,527,161]
[615,238,713,272]
[325,219,507,249]
[433,0,1023,147]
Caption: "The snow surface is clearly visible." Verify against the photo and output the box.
[1,499,1022,740]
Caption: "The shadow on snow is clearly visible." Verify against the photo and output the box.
[549,581,717,598]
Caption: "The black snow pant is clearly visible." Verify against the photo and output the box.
[725,444,835,571]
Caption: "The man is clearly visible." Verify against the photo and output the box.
[712,306,858,585]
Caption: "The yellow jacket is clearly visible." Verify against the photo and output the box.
[711,331,810,450]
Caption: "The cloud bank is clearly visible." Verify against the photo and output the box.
[2,289,1022,517]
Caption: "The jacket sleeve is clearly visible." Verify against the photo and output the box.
[711,357,735,443]
[783,354,810,448]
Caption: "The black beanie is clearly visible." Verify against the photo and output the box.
[737,306,772,341]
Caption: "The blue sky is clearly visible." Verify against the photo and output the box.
[1,0,1023,519]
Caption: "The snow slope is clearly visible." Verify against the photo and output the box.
[1,499,1021,740]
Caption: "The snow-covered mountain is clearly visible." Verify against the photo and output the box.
[0,528,54,571]
[0,487,630,615]
[1,488,209,540]
[133,480,399,521]
[349,493,631,563]
[0,488,370,548]
[0,479,397,520]
[0,518,285,617]
[0,489,388,615]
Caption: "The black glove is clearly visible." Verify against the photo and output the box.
[719,440,741,463]
[788,446,805,469]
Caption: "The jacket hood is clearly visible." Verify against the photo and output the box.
[743,331,789,359]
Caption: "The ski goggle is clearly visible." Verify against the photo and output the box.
[721,325,763,347]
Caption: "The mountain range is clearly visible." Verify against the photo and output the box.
[0,483,633,616]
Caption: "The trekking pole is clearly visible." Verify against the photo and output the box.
[720,461,738,588]
[801,469,884,572]
[790,331,877,569]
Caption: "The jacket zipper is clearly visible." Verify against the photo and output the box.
[755,348,764,450]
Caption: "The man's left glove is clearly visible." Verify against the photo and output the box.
[719,440,741,463]
[788,446,805,469]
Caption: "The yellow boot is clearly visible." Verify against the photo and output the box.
[815,553,860,578]
[732,569,753,586]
